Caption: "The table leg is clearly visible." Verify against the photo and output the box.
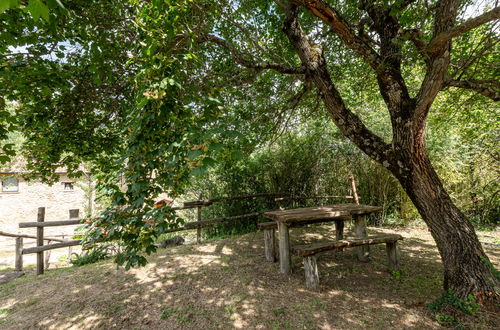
[335,219,345,251]
[264,228,276,262]
[335,219,344,240]
[277,222,291,274]
[353,215,370,262]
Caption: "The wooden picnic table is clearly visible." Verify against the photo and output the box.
[262,203,382,274]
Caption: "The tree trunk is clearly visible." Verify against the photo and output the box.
[393,148,498,302]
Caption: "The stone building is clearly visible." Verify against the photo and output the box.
[0,168,93,236]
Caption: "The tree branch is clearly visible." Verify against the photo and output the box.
[413,0,460,136]
[204,34,305,75]
[445,79,500,101]
[290,0,413,118]
[281,4,392,164]
[289,0,381,70]
[428,6,500,53]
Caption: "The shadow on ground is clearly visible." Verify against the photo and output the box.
[0,225,498,329]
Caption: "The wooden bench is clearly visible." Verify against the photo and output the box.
[292,234,403,289]
[258,216,350,262]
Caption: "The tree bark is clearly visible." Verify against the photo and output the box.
[280,2,498,303]
[392,145,498,302]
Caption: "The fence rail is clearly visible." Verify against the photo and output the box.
[0,230,66,242]
[18,219,82,228]
[6,176,360,275]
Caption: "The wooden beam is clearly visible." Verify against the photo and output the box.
[15,237,23,271]
[19,219,81,228]
[264,228,276,262]
[278,222,292,275]
[184,212,262,229]
[292,234,403,257]
[0,230,66,242]
[353,214,369,261]
[36,207,45,275]
[23,240,82,255]
[304,255,319,289]
[348,176,360,204]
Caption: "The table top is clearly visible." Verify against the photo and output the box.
[263,203,382,223]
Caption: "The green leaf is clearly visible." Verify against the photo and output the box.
[225,130,244,139]
[208,142,224,152]
[190,165,207,177]
[0,0,18,14]
[187,149,202,160]
[202,157,217,167]
[231,150,244,160]
[27,0,49,21]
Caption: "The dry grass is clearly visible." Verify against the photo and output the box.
[0,225,498,329]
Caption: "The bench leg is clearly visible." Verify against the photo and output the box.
[264,228,276,262]
[353,215,370,262]
[386,242,401,271]
[278,222,291,274]
[304,255,319,289]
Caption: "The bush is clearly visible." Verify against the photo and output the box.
[185,120,498,238]
[70,244,110,266]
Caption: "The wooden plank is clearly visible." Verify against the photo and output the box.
[196,199,202,244]
[15,237,23,271]
[348,176,360,204]
[0,230,66,242]
[274,195,353,201]
[353,214,369,262]
[23,240,82,254]
[304,255,319,289]
[19,219,81,228]
[258,222,277,229]
[263,204,382,223]
[258,216,351,230]
[292,234,403,257]
[278,222,291,274]
[36,207,45,275]
[264,228,276,262]
[184,212,262,229]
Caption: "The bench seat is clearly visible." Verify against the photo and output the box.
[258,216,351,262]
[293,234,403,289]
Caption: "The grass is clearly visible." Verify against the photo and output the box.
[0,226,498,329]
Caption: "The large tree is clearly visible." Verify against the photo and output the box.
[1,0,498,301]
[198,0,499,301]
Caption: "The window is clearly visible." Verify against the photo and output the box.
[2,177,19,192]
[63,182,74,191]
[69,209,80,219]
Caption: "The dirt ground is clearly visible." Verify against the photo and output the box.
[0,225,498,329]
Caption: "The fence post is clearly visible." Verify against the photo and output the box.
[196,193,203,244]
[15,237,23,271]
[36,207,45,275]
[348,176,360,205]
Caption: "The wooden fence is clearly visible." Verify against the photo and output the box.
[2,176,360,275]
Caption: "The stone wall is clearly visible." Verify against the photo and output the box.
[0,174,92,237]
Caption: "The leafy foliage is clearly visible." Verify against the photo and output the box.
[70,244,110,267]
